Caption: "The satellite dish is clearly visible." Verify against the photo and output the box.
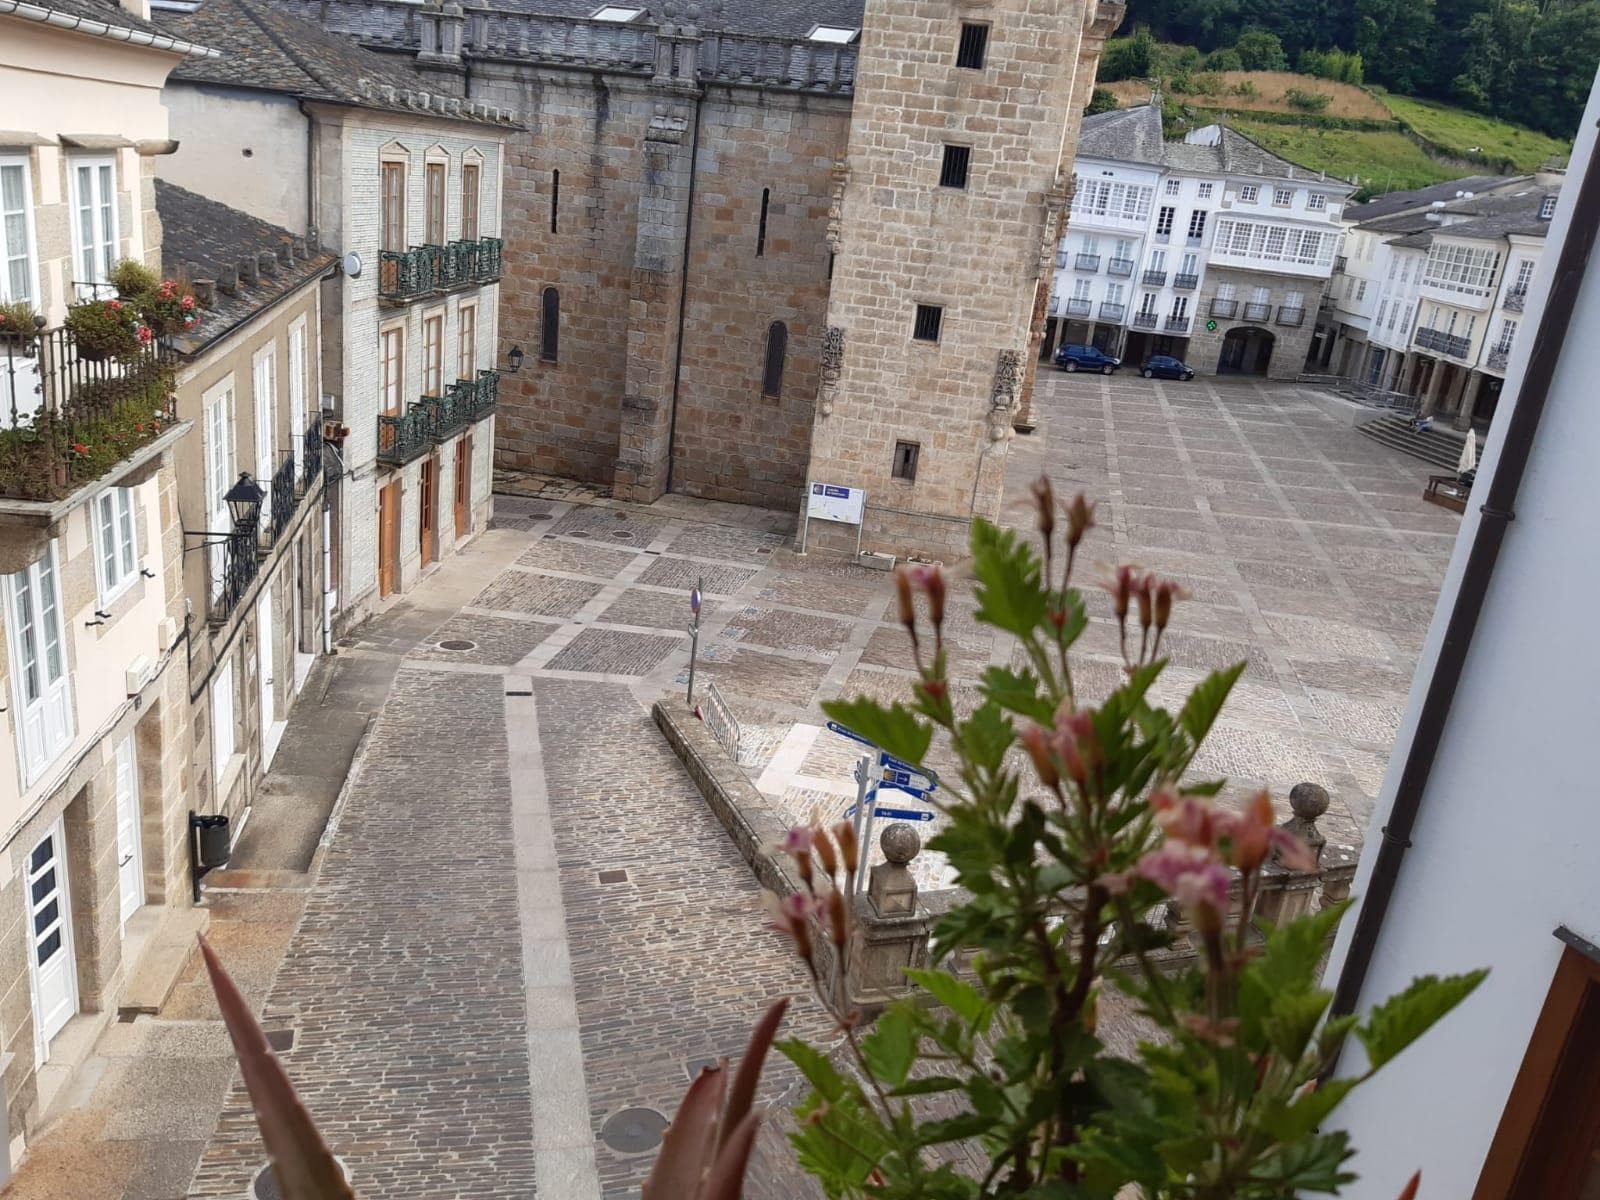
[342,251,363,278]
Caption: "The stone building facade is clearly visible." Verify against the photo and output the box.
[260,0,1120,556]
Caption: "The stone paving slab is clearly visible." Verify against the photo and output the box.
[475,570,607,617]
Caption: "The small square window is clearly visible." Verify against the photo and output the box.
[807,24,858,42]
[1307,192,1329,211]
[1165,179,1181,196]
[1239,184,1259,203]
[913,304,943,343]
[1197,182,1214,199]
[591,4,643,20]
[1273,187,1293,207]
[955,22,988,69]
[939,144,971,189]
[892,440,920,481]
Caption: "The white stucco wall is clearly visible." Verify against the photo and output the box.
[1323,68,1600,1200]
[162,85,311,232]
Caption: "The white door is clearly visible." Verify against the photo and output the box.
[114,735,144,930]
[27,820,77,1061]
[292,543,311,692]
[257,590,285,768]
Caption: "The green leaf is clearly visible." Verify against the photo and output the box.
[1177,661,1246,748]
[979,665,1056,725]
[906,968,991,1029]
[1239,900,1352,1038]
[1357,969,1489,1072]
[819,696,932,766]
[777,1038,849,1102]
[1179,777,1227,797]
[887,1075,965,1097]
[1258,1076,1359,1142]
[860,1007,917,1087]
[914,1112,995,1147]
[1247,1128,1357,1191]
[956,703,1015,775]
[969,518,1049,639]
[1262,987,1334,1063]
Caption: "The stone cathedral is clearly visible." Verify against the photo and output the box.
[281,0,1122,557]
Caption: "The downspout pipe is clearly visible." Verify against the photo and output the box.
[1327,120,1600,1045]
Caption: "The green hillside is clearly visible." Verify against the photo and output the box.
[1378,94,1571,173]
[1227,121,1459,196]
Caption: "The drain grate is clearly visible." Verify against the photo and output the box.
[598,868,629,885]
[600,1106,669,1155]
[438,639,477,652]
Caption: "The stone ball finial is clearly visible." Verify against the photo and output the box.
[1289,782,1330,822]
[880,822,920,865]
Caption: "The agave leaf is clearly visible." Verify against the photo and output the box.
[642,1061,728,1200]
[199,935,355,1200]
[702,1110,762,1200]
[719,997,789,1153]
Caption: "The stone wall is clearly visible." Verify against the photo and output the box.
[1187,266,1321,380]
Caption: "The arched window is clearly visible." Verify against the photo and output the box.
[541,287,559,363]
[762,321,787,398]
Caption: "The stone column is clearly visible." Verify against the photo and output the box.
[1014,175,1072,435]
[1419,356,1447,416]
[1454,370,1486,431]
[846,823,933,1017]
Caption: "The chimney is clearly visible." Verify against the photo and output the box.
[258,251,277,277]
[118,0,151,20]
[276,243,293,268]
[238,256,257,286]
[217,264,238,295]
[292,237,307,260]
[192,278,215,306]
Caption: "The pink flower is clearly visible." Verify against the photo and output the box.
[780,825,814,856]
[1097,564,1142,621]
[1151,789,1220,848]
[181,294,196,310]
[1050,701,1099,786]
[904,563,946,628]
[762,890,818,962]
[108,299,122,310]
[136,325,152,344]
[1138,842,1229,913]
[1020,723,1059,789]
[1213,790,1319,873]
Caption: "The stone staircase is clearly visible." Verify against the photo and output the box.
[1357,415,1477,470]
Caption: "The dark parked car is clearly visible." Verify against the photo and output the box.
[1055,343,1121,374]
[1141,355,1195,381]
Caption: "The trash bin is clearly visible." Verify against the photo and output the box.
[194,814,231,870]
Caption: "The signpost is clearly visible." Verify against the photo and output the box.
[799,481,867,557]
[686,578,703,705]
[827,720,940,894]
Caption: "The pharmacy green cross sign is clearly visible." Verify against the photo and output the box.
[1206,319,1218,332]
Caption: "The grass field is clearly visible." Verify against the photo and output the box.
[1378,93,1571,172]
[1227,120,1460,194]
[1105,71,1392,120]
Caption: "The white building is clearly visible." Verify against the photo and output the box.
[1044,106,1353,379]
[1324,69,1600,1198]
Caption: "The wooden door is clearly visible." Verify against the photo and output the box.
[419,456,437,566]
[454,435,471,539]
[378,481,400,599]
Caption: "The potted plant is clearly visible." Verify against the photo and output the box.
[140,278,201,337]
[109,258,159,300]
[0,300,40,348]
[64,298,147,361]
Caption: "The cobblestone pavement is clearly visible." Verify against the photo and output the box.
[176,372,1453,1200]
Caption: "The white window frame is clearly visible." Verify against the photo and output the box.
[212,656,236,779]
[92,486,138,605]
[380,323,405,415]
[6,542,74,785]
[457,301,477,381]
[1272,186,1293,208]
[287,317,307,480]
[422,310,444,396]
[68,155,118,297]
[1238,184,1259,204]
[1,154,39,306]
[1197,181,1214,200]
[203,378,235,606]
[1164,179,1181,196]
[252,344,275,484]
[1308,192,1329,212]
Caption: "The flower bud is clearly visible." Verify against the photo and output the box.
[812,825,839,877]
[894,567,915,631]
[1135,573,1154,631]
[826,888,849,948]
[1064,493,1097,548]
[1021,724,1059,789]
[832,820,859,875]
[1031,476,1056,541]
[908,564,946,630]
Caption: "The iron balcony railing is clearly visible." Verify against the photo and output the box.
[471,368,499,419]
[267,453,297,547]
[474,237,503,283]
[1132,311,1158,329]
[1054,250,1069,270]
[1107,257,1135,277]
[1142,269,1168,287]
[0,326,176,502]
[301,416,322,493]
[1074,254,1101,272]
[1165,315,1191,333]
[421,383,473,442]
[1209,298,1238,319]
[1415,327,1473,359]
[377,404,433,465]
[212,528,260,625]
[1276,306,1306,327]
[1243,302,1272,322]
[379,246,437,302]
[1503,287,1526,313]
[1099,302,1126,322]
[1063,298,1092,318]
[435,241,474,290]
[380,237,504,302]
[1173,273,1199,291]
[1487,345,1511,371]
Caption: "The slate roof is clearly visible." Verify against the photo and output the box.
[1370,186,1556,248]
[2,0,217,55]
[484,0,868,41]
[1076,105,1352,190]
[153,178,336,354]
[157,0,516,126]
[1344,175,1523,223]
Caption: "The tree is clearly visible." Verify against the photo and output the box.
[1354,0,1437,94]
[1085,87,1121,116]
[1204,46,1245,70]
[1100,26,1156,80]
[1234,27,1290,69]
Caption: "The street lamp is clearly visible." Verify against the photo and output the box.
[224,472,265,531]
[505,345,525,374]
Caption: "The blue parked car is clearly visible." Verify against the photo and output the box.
[1055,343,1121,374]
[1140,355,1196,381]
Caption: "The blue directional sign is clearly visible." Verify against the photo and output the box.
[881,751,938,786]
[827,720,877,750]
[874,806,937,823]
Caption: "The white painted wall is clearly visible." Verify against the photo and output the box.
[1324,67,1600,1200]
[162,85,311,232]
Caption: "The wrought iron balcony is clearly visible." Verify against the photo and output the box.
[421,383,473,443]
[473,237,503,283]
[1165,315,1191,333]
[376,405,433,466]
[1209,299,1238,319]
[266,453,297,547]
[1243,302,1272,322]
[1503,287,1526,313]
[211,528,260,625]
[470,369,500,420]
[379,246,438,302]
[1335,255,1348,273]
[0,327,177,502]
[1074,254,1101,272]
[301,416,322,493]
[1132,311,1158,329]
[1486,345,1511,371]
[1142,269,1167,287]
[1276,306,1306,327]
[1107,257,1135,277]
[1055,250,1069,270]
[1173,273,1199,291]
[1063,298,1092,318]
[1099,301,1126,322]
[436,241,475,290]
[1415,327,1473,360]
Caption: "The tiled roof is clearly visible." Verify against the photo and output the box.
[1,0,218,55]
[1345,175,1522,222]
[1077,105,1353,190]
[483,0,868,41]
[1378,188,1556,248]
[157,0,517,126]
[153,178,336,353]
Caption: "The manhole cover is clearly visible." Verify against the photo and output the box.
[254,1160,346,1199]
[438,639,477,652]
[601,1106,669,1154]
[611,529,635,541]
[568,530,591,539]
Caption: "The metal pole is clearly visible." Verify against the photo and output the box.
[686,577,702,706]
[849,755,873,897]
[856,753,885,896]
